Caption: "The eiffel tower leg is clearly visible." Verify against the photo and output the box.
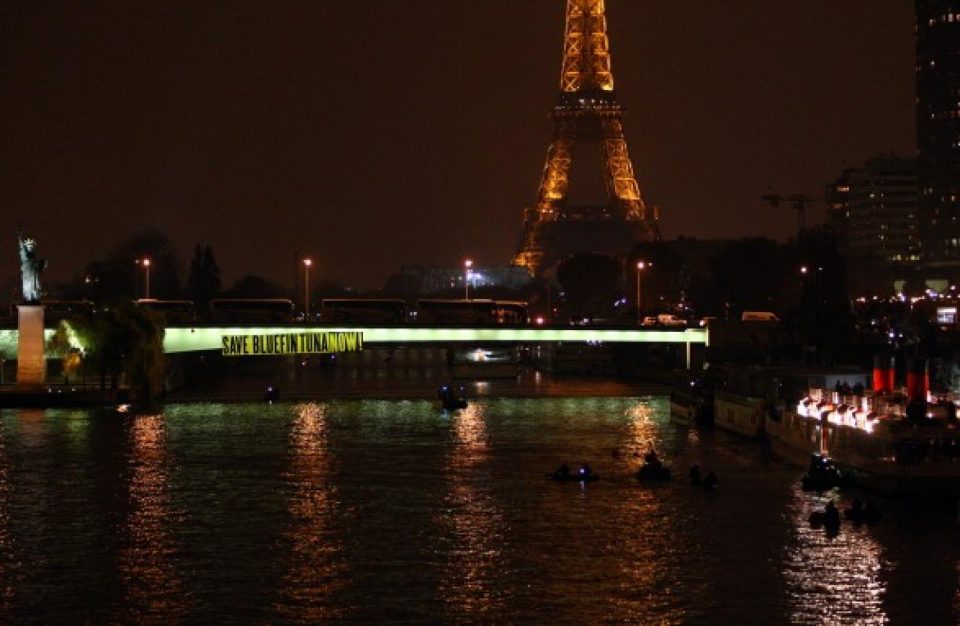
[514,132,577,273]
[600,117,645,221]
[536,134,576,220]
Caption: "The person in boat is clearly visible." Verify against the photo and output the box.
[437,385,467,409]
[263,386,280,402]
[689,464,702,485]
[643,449,662,470]
[703,470,718,491]
[804,454,843,490]
[824,501,841,529]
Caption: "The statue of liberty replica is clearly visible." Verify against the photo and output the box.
[17,225,46,304]
[16,225,47,386]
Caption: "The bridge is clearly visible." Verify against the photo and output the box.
[0,325,708,368]
[165,325,708,368]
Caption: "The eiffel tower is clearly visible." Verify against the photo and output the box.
[513,0,660,275]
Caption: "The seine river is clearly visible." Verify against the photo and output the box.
[0,392,957,624]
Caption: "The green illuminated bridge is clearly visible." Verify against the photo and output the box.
[163,325,708,351]
[1,326,709,352]
[0,325,708,367]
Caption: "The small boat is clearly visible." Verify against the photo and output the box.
[436,385,468,411]
[670,371,715,427]
[548,465,599,483]
[263,386,281,402]
[809,502,842,532]
[441,398,468,410]
[801,453,844,491]
[636,462,672,481]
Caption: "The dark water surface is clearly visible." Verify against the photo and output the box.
[0,397,957,624]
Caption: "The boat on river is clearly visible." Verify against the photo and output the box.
[711,364,868,440]
[669,370,715,427]
[770,386,960,497]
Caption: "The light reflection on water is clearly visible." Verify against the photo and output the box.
[0,414,16,621]
[0,397,955,624]
[784,485,888,625]
[114,413,186,623]
[439,403,509,621]
[274,402,346,622]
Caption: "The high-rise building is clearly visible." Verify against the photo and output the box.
[916,1,960,262]
[826,156,920,264]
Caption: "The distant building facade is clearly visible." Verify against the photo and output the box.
[826,156,920,264]
[916,1,960,262]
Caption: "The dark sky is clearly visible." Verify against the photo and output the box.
[1,1,916,291]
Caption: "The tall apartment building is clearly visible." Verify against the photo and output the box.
[826,156,920,264]
[916,1,960,262]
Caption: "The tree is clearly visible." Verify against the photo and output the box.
[688,238,793,318]
[186,244,221,312]
[557,253,621,322]
[83,230,181,302]
[628,240,687,316]
[69,302,165,402]
[796,226,853,361]
[46,322,83,384]
[224,275,286,298]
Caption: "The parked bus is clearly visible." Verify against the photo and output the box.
[414,299,528,326]
[209,298,296,324]
[135,299,196,324]
[321,299,408,325]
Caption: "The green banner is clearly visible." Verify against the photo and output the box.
[221,331,363,356]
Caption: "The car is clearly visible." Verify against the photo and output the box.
[657,314,686,327]
[741,311,779,322]
[641,316,658,327]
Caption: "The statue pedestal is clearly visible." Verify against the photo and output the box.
[17,305,45,387]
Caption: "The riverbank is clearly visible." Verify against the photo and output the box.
[0,384,129,408]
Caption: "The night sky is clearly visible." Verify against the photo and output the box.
[2,1,915,291]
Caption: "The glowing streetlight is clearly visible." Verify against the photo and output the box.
[636,260,648,326]
[303,258,313,319]
[464,259,473,300]
[136,258,151,299]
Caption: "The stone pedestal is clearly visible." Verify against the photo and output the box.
[17,305,45,387]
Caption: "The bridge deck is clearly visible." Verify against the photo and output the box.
[163,326,708,354]
[0,326,708,359]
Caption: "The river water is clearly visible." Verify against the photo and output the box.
[0,394,956,624]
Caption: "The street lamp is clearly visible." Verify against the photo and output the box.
[636,261,648,326]
[303,258,313,319]
[464,259,473,300]
[137,258,151,299]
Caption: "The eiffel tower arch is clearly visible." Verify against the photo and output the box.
[513,0,660,275]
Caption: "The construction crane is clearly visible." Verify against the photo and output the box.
[761,192,815,242]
